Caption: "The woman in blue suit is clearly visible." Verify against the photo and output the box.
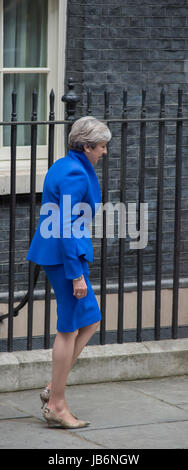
[26,116,111,428]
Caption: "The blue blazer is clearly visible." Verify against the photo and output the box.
[26,150,101,279]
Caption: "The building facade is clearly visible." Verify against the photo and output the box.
[0,0,188,344]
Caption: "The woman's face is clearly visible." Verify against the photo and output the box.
[84,142,107,165]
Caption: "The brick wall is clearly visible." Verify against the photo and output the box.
[0,195,45,295]
[66,0,188,286]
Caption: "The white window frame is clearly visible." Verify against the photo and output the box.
[0,0,67,194]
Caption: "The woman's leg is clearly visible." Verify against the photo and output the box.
[47,321,100,392]
[71,321,100,367]
[47,329,79,425]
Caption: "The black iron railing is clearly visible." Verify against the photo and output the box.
[0,78,187,351]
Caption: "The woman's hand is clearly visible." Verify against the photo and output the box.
[73,275,87,299]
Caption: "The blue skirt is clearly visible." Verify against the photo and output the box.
[42,260,101,333]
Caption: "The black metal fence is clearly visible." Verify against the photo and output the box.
[0,78,188,352]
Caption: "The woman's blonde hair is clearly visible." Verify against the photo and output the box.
[68,116,111,151]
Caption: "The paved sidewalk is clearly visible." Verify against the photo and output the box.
[0,376,188,449]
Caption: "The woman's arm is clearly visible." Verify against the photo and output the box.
[59,168,88,281]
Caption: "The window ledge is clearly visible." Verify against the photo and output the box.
[0,160,48,195]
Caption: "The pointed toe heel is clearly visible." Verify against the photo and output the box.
[40,388,78,419]
[40,387,50,409]
[43,407,90,429]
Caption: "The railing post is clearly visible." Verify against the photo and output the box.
[100,91,110,345]
[61,77,80,150]
[8,89,17,352]
[137,90,146,342]
[155,89,166,340]
[48,89,55,168]
[117,90,127,344]
[44,89,55,349]
[172,89,183,339]
[27,89,38,350]
[86,89,92,116]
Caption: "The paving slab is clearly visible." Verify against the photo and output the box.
[78,420,188,450]
[0,377,188,449]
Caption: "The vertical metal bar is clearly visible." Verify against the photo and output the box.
[44,89,55,349]
[48,89,55,168]
[8,90,17,352]
[155,89,165,340]
[61,77,80,151]
[27,89,38,350]
[137,90,146,342]
[86,90,92,116]
[172,89,183,339]
[117,90,127,344]
[100,91,110,345]
[44,276,51,349]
